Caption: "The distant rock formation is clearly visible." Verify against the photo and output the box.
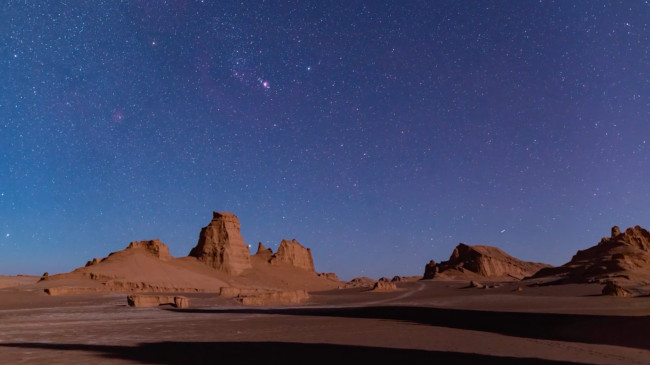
[126,239,171,261]
[370,281,397,291]
[424,244,550,280]
[531,225,650,285]
[269,239,315,272]
[188,212,252,275]
[224,289,310,306]
[318,272,339,281]
[423,260,437,279]
[127,294,189,308]
[254,242,274,260]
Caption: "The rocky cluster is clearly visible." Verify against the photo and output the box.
[532,225,650,284]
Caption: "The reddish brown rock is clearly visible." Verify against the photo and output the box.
[370,281,397,291]
[254,242,274,260]
[235,290,310,306]
[188,212,252,275]
[127,239,171,261]
[127,294,189,308]
[318,272,339,281]
[601,281,631,297]
[269,239,315,272]
[532,225,650,284]
[85,258,103,267]
[425,244,549,280]
[423,260,438,279]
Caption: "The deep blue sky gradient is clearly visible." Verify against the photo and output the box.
[2,1,649,279]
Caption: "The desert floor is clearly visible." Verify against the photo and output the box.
[1,279,649,364]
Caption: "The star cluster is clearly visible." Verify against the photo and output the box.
[2,1,650,278]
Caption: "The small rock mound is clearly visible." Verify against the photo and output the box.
[234,290,310,306]
[85,258,103,267]
[601,281,631,297]
[469,280,484,289]
[127,294,189,308]
[269,239,315,272]
[127,239,171,261]
[371,281,397,291]
[318,272,339,281]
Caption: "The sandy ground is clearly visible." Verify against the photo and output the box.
[1,279,649,364]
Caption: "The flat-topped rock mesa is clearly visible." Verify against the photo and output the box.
[424,243,551,280]
[531,225,650,284]
[269,239,315,272]
[188,211,252,275]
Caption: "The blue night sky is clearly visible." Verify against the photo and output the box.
[2,1,649,279]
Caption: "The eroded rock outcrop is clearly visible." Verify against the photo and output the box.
[127,239,171,261]
[370,281,397,291]
[601,281,631,297]
[254,242,274,260]
[234,290,310,306]
[532,225,650,286]
[127,294,189,308]
[188,212,252,275]
[269,239,315,272]
[424,244,550,280]
[318,272,339,281]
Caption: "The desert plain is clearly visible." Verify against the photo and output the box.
[1,212,649,364]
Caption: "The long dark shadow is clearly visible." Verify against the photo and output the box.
[0,341,585,365]
[173,306,650,350]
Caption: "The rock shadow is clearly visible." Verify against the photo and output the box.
[0,341,583,365]
[174,306,650,350]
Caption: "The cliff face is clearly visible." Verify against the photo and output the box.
[269,239,315,272]
[188,212,252,275]
[532,225,650,283]
[424,243,550,280]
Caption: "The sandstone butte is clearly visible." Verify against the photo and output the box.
[269,239,315,272]
[188,211,252,275]
[531,225,650,286]
[423,243,551,280]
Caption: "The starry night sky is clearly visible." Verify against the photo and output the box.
[2,1,650,279]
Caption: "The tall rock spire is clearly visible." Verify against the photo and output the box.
[188,212,252,275]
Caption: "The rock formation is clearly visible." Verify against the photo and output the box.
[255,242,274,260]
[269,239,315,272]
[601,281,631,297]
[318,272,339,281]
[531,225,650,285]
[424,244,550,280]
[127,294,189,308]
[230,289,310,306]
[126,239,171,261]
[423,260,437,279]
[371,281,397,291]
[188,212,252,275]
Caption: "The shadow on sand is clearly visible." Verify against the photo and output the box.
[0,341,584,365]
[173,306,650,350]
